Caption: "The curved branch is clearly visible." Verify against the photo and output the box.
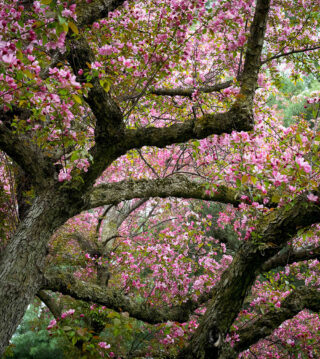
[122,105,253,153]
[177,187,320,358]
[121,198,148,219]
[65,36,124,188]
[234,287,320,353]
[85,174,239,209]
[43,269,198,324]
[67,232,97,254]
[262,245,320,273]
[150,80,233,97]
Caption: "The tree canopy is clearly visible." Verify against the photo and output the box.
[0,0,320,358]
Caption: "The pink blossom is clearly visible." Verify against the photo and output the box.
[2,53,16,64]
[296,157,312,173]
[58,170,72,182]
[99,45,115,56]
[61,309,75,319]
[62,9,73,17]
[98,342,110,349]
[307,193,318,202]
[47,319,57,330]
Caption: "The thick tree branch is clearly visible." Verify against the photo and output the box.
[262,245,320,273]
[66,232,97,255]
[69,0,270,181]
[76,0,128,27]
[43,269,197,324]
[121,0,270,156]
[85,174,239,209]
[150,80,233,97]
[70,0,268,190]
[122,105,253,153]
[65,36,125,188]
[238,0,270,104]
[234,287,320,353]
[38,289,109,335]
[177,189,320,359]
[0,107,55,188]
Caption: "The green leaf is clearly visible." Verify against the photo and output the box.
[250,176,257,184]
[41,0,52,4]
[271,194,280,203]
[70,151,80,162]
[72,336,77,345]
[72,94,82,104]
[241,174,248,184]
[23,69,35,79]
[296,134,302,145]
[58,15,67,24]
[69,21,79,35]
[62,22,69,33]
[99,78,112,93]
[62,326,73,331]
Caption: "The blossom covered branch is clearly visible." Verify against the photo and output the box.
[43,269,198,324]
[234,287,320,353]
[177,190,320,358]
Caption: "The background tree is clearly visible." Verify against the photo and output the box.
[0,0,320,358]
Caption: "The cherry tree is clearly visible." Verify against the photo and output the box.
[0,0,320,358]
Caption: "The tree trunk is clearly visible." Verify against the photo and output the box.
[176,243,266,359]
[0,189,80,355]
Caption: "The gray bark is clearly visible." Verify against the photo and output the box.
[43,268,198,324]
[0,190,74,354]
[86,174,239,209]
[150,80,233,97]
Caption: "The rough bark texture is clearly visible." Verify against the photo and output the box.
[0,189,82,354]
[238,0,270,103]
[76,0,128,26]
[122,106,253,153]
[150,80,233,97]
[86,175,239,208]
[262,245,320,273]
[43,269,197,324]
[0,109,54,188]
[37,290,63,319]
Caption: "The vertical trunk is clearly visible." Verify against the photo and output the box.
[0,190,79,355]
